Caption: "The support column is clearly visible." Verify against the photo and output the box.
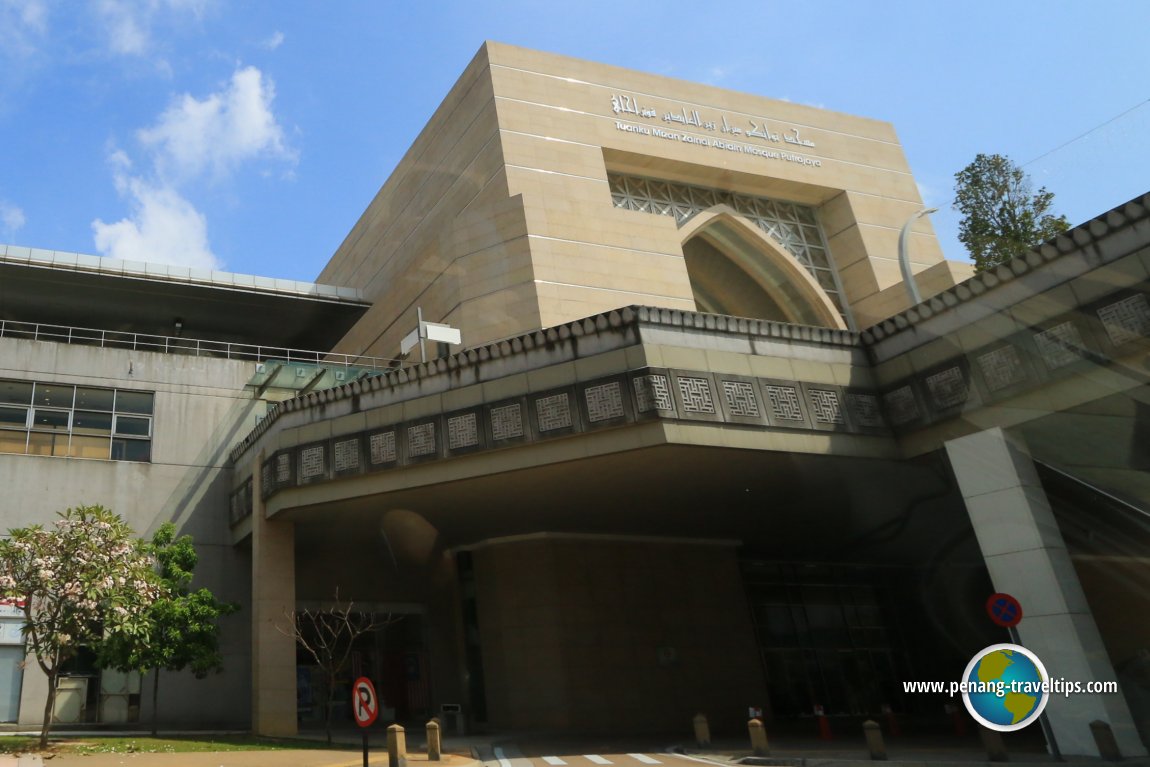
[251,451,297,736]
[946,428,1146,757]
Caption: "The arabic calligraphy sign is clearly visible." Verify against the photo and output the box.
[609,92,822,169]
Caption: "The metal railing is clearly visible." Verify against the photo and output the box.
[0,319,398,369]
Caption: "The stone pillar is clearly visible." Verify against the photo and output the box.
[946,428,1145,757]
[251,451,298,736]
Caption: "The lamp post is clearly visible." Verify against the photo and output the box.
[898,207,938,306]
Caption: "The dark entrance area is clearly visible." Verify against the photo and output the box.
[296,612,430,728]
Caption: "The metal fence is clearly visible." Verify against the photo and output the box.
[0,319,397,369]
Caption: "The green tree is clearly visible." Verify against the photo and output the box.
[0,505,159,750]
[98,522,237,736]
[953,153,1071,272]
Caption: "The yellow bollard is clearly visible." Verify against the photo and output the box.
[749,718,769,757]
[693,713,711,747]
[863,720,886,761]
[427,718,442,761]
[388,723,407,767]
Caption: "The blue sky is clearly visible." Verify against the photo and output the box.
[1,1,1147,283]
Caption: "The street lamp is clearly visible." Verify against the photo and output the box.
[898,207,938,306]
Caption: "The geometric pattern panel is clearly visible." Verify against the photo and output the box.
[633,373,673,413]
[275,452,292,484]
[369,431,397,465]
[536,393,573,432]
[407,422,436,458]
[807,388,845,425]
[447,412,480,450]
[883,385,919,426]
[333,438,360,473]
[977,345,1028,393]
[584,382,626,423]
[299,444,326,480]
[1033,321,1085,370]
[924,366,969,410]
[676,376,716,414]
[722,380,760,418]
[845,392,884,429]
[490,403,524,441]
[764,384,804,422]
[1097,293,1150,346]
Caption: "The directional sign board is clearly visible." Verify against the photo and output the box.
[352,676,378,728]
[986,592,1023,628]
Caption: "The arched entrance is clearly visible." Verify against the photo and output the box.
[679,208,847,329]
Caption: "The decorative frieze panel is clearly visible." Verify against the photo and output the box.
[1096,293,1150,347]
[297,442,327,484]
[535,392,574,433]
[368,429,398,467]
[976,345,1029,393]
[844,392,885,432]
[923,364,972,411]
[1033,321,1087,371]
[446,411,481,453]
[406,421,438,459]
[761,379,810,429]
[631,370,675,417]
[717,375,766,425]
[583,381,627,424]
[883,385,920,427]
[333,437,362,476]
[488,400,526,443]
[669,371,723,423]
[803,385,848,432]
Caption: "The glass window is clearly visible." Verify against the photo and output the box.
[0,406,28,428]
[32,409,69,431]
[0,431,26,454]
[112,438,151,462]
[0,379,152,462]
[0,381,32,405]
[27,432,68,457]
[33,384,74,408]
[114,415,150,437]
[73,411,113,435]
[115,391,154,415]
[75,387,115,411]
[69,435,110,459]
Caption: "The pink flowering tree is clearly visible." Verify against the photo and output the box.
[0,505,160,750]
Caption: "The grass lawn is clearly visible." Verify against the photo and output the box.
[0,734,347,755]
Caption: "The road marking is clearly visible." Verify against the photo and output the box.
[629,756,661,764]
[543,759,568,766]
[495,746,513,767]
[585,757,613,765]
[668,753,731,767]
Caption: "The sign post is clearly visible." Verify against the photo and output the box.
[353,676,379,767]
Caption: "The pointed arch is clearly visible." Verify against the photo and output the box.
[677,206,846,329]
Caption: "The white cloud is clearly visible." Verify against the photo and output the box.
[94,0,210,57]
[92,172,218,270]
[261,30,284,51]
[0,201,26,236]
[138,66,294,181]
[0,0,48,59]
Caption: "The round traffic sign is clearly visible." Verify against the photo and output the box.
[986,593,1023,628]
[352,676,379,728]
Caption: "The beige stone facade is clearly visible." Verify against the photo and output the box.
[322,42,967,361]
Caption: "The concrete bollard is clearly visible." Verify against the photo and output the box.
[427,718,442,761]
[863,720,887,761]
[978,726,1008,762]
[1090,720,1122,761]
[388,723,407,767]
[748,718,769,757]
[693,713,711,747]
